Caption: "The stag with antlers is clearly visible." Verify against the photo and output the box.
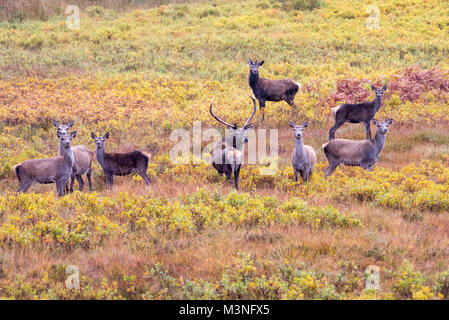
[209,96,257,190]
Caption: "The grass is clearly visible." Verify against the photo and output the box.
[0,0,449,299]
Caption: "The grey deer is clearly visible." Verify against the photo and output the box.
[14,131,77,197]
[289,120,316,182]
[329,85,387,140]
[53,120,94,192]
[209,96,257,190]
[323,118,393,177]
[91,132,151,188]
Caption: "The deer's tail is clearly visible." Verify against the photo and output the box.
[141,151,152,159]
[14,164,22,183]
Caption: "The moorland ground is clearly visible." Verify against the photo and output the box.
[0,0,449,299]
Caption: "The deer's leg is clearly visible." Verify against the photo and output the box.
[329,120,344,140]
[18,180,31,193]
[259,99,266,121]
[76,175,84,191]
[234,165,241,190]
[364,121,372,140]
[106,174,114,188]
[300,169,308,182]
[87,170,93,192]
[293,168,299,182]
[69,174,75,193]
[137,168,151,186]
[285,93,296,108]
[362,161,375,171]
[325,161,339,178]
[57,178,66,197]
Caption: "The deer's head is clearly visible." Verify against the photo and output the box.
[58,131,77,149]
[289,120,308,139]
[373,118,393,134]
[91,132,110,149]
[53,120,74,137]
[371,85,388,99]
[210,96,257,149]
[248,59,264,76]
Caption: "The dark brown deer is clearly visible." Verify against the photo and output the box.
[14,131,77,197]
[209,96,257,190]
[91,132,151,188]
[248,59,300,121]
[329,85,387,140]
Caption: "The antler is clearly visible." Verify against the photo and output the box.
[210,97,236,128]
[244,96,257,129]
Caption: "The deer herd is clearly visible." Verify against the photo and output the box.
[13,59,393,196]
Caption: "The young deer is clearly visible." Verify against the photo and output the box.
[91,132,151,188]
[329,85,387,140]
[53,120,93,192]
[323,119,393,177]
[289,121,316,182]
[14,131,77,197]
[209,96,257,190]
[248,59,300,121]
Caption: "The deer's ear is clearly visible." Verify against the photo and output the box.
[104,132,110,139]
[382,85,388,91]
[386,118,393,125]
[53,120,59,127]
[302,121,308,128]
[247,59,252,64]
[289,121,295,128]
[258,60,264,66]
[373,119,378,126]
[57,131,62,138]
[91,132,96,139]
[71,131,77,139]
[371,85,376,91]
[68,120,74,127]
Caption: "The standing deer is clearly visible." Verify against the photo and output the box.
[248,59,300,121]
[91,132,151,188]
[323,118,393,177]
[289,120,316,183]
[329,85,387,140]
[14,131,77,197]
[209,96,257,190]
[53,120,93,192]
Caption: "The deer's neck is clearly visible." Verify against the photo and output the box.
[373,131,386,155]
[96,147,106,167]
[59,140,64,156]
[294,138,306,160]
[373,95,382,112]
[225,134,244,151]
[61,146,74,167]
[249,72,259,89]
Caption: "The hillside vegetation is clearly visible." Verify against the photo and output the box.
[0,0,449,299]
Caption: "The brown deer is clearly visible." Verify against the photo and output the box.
[248,59,300,121]
[323,119,393,177]
[53,120,93,192]
[14,131,77,197]
[209,96,256,190]
[90,132,151,188]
